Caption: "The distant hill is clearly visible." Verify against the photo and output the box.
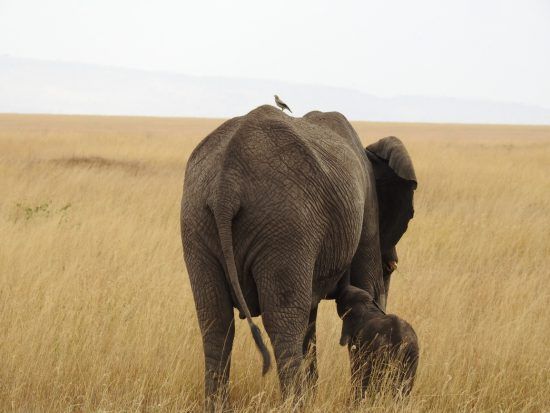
[1,56,549,124]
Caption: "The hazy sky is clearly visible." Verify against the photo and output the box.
[1,0,549,109]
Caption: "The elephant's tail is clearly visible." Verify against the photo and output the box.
[214,208,271,375]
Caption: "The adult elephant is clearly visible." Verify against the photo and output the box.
[180,105,416,409]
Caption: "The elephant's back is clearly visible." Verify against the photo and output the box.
[184,105,367,202]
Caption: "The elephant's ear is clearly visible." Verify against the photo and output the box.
[366,136,417,189]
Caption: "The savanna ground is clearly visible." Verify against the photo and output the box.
[0,113,549,412]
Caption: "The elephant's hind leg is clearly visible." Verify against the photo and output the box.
[186,252,235,412]
[263,309,307,400]
[256,263,312,401]
[202,310,234,412]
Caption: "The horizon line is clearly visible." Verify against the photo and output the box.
[2,111,550,128]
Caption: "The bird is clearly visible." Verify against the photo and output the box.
[274,95,292,113]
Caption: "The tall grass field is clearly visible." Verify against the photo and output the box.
[1,114,549,412]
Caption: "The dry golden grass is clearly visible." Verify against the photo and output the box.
[1,113,549,412]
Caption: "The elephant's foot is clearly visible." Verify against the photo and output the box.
[204,368,231,413]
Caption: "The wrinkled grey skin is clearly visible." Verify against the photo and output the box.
[337,285,419,400]
[180,105,417,410]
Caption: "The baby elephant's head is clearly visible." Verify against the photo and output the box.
[336,286,419,400]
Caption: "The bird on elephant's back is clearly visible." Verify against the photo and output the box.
[180,105,417,410]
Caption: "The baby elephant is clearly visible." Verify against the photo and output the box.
[336,285,419,400]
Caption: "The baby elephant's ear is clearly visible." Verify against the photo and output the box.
[366,136,417,189]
